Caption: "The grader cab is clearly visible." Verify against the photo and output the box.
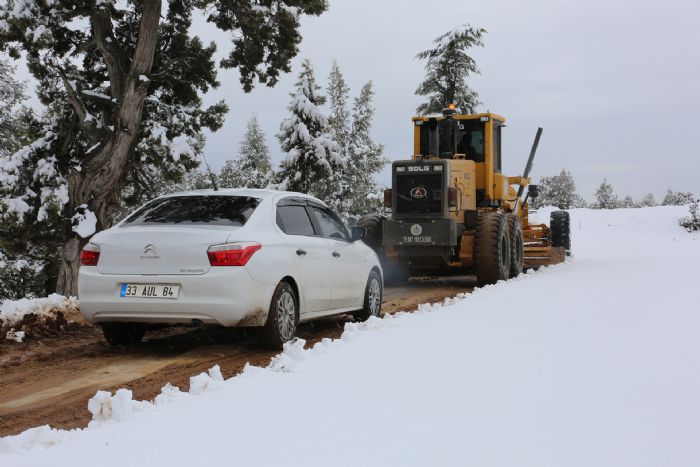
[357,106,570,285]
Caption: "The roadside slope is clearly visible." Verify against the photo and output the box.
[2,206,699,467]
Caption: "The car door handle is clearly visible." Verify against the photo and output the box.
[296,249,307,256]
[332,251,341,258]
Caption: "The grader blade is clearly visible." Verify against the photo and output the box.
[523,224,567,269]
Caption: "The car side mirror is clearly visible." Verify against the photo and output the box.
[528,184,539,198]
[351,226,366,242]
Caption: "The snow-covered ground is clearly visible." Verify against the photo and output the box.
[0,294,80,341]
[2,206,699,467]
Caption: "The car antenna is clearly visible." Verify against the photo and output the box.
[200,152,219,191]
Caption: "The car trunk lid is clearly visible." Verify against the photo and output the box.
[96,226,235,275]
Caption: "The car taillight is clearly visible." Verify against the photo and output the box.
[80,244,101,266]
[448,187,459,208]
[207,242,261,266]
[384,189,392,208]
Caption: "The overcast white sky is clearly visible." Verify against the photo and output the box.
[14,0,700,200]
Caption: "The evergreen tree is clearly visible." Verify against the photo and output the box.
[276,59,341,195]
[346,81,387,218]
[219,115,272,189]
[639,193,657,207]
[662,189,695,206]
[415,24,486,115]
[0,60,62,299]
[0,0,328,296]
[593,178,620,209]
[316,61,351,216]
[620,195,638,208]
[327,61,351,163]
[531,169,579,209]
[680,198,700,232]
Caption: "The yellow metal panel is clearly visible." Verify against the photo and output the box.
[493,172,508,201]
[413,125,421,156]
[447,159,476,212]
[475,162,486,190]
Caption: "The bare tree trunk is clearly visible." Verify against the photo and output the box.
[56,0,162,297]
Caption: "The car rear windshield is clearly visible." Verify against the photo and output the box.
[122,196,260,226]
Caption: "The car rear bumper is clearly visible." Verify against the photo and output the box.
[78,267,276,327]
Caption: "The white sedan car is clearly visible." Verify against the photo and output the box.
[78,189,383,349]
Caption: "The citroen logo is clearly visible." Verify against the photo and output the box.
[140,244,159,259]
[410,187,428,199]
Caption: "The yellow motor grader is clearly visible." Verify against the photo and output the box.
[357,106,570,286]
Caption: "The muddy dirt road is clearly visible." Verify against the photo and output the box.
[0,277,475,437]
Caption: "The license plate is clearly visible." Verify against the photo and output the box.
[120,283,180,299]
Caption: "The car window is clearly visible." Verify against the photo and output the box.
[276,205,316,236]
[122,196,259,226]
[309,207,349,241]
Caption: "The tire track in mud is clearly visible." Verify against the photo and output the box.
[0,276,475,437]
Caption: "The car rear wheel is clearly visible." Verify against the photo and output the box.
[260,281,298,350]
[101,323,145,347]
[354,270,383,321]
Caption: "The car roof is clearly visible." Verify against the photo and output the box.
[160,188,325,205]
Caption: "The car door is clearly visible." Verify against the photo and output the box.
[275,200,331,314]
[307,205,367,310]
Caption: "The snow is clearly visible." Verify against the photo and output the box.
[0,294,78,329]
[1,206,699,466]
[5,329,26,342]
[80,90,110,101]
[71,205,97,238]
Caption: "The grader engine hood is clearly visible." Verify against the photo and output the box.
[391,161,448,219]
[383,160,458,248]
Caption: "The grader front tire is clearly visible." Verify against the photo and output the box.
[474,212,511,287]
[550,211,571,256]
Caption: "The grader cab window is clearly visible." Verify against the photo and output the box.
[457,122,485,162]
[418,119,486,161]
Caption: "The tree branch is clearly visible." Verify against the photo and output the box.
[51,64,86,123]
[90,8,125,101]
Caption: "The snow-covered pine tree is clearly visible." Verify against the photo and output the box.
[346,81,387,219]
[317,61,352,217]
[219,115,272,189]
[0,1,328,296]
[276,59,341,196]
[679,198,700,232]
[0,59,62,299]
[620,195,637,208]
[662,189,695,206]
[415,24,486,115]
[531,169,579,209]
[639,193,657,207]
[593,178,620,209]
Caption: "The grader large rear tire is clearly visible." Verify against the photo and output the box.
[506,214,524,278]
[550,211,571,256]
[474,212,511,286]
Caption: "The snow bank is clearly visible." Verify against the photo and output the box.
[0,294,81,340]
[2,206,699,467]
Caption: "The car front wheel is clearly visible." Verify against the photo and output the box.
[354,270,383,321]
[260,281,298,350]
